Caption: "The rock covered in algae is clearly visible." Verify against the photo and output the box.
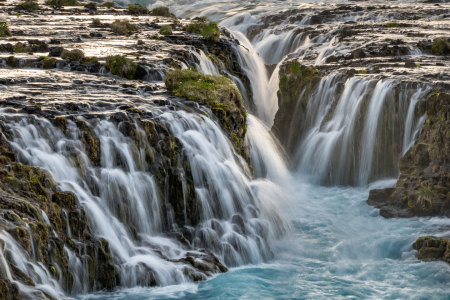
[165,69,249,161]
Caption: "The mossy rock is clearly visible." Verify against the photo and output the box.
[431,37,450,55]
[111,19,138,35]
[0,22,12,37]
[183,21,207,34]
[77,121,100,165]
[413,236,448,260]
[165,70,249,160]
[150,6,175,18]
[6,56,16,67]
[386,22,399,28]
[16,1,40,11]
[0,278,20,300]
[202,23,220,42]
[128,3,149,15]
[279,61,320,106]
[46,0,82,6]
[159,25,173,35]
[13,42,31,53]
[105,55,137,80]
[183,21,220,42]
[60,49,98,64]
[41,57,57,69]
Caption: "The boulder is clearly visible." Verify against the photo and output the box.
[49,46,64,57]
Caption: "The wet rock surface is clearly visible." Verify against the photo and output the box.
[368,91,450,218]
[0,1,270,298]
[413,236,450,262]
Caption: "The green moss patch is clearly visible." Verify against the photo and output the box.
[0,22,12,37]
[92,18,104,27]
[165,70,245,114]
[61,49,84,60]
[105,55,137,79]
[159,25,172,35]
[202,23,220,42]
[183,21,220,42]
[183,21,207,34]
[13,42,31,53]
[41,57,57,69]
[279,61,320,106]
[165,70,248,159]
[150,6,175,18]
[431,37,450,55]
[386,22,399,28]
[16,1,40,11]
[111,19,138,35]
[128,3,149,15]
[61,49,98,64]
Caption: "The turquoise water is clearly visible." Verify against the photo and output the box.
[77,178,450,300]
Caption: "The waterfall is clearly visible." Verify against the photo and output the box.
[228,31,279,125]
[1,106,284,295]
[245,115,290,183]
[402,87,430,154]
[0,232,66,299]
[357,80,394,186]
[294,75,430,186]
[190,50,221,76]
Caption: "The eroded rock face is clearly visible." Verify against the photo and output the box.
[367,92,450,218]
[271,61,321,155]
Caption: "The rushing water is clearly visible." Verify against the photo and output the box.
[76,178,450,299]
[3,0,450,299]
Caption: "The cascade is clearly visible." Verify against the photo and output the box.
[0,232,66,299]
[1,105,284,296]
[2,1,450,299]
[293,75,431,186]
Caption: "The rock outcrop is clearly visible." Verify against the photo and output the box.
[368,92,450,218]
[413,236,450,262]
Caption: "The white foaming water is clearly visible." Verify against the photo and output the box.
[1,107,284,297]
[159,111,285,262]
[245,115,290,183]
[402,86,431,154]
[226,29,279,125]
[4,1,450,299]
[357,80,394,186]
[294,75,431,186]
[74,178,450,300]
[190,51,221,75]
[0,232,66,299]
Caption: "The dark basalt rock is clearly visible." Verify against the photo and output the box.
[366,188,395,209]
[49,46,64,57]
[368,92,450,218]
[271,61,322,155]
